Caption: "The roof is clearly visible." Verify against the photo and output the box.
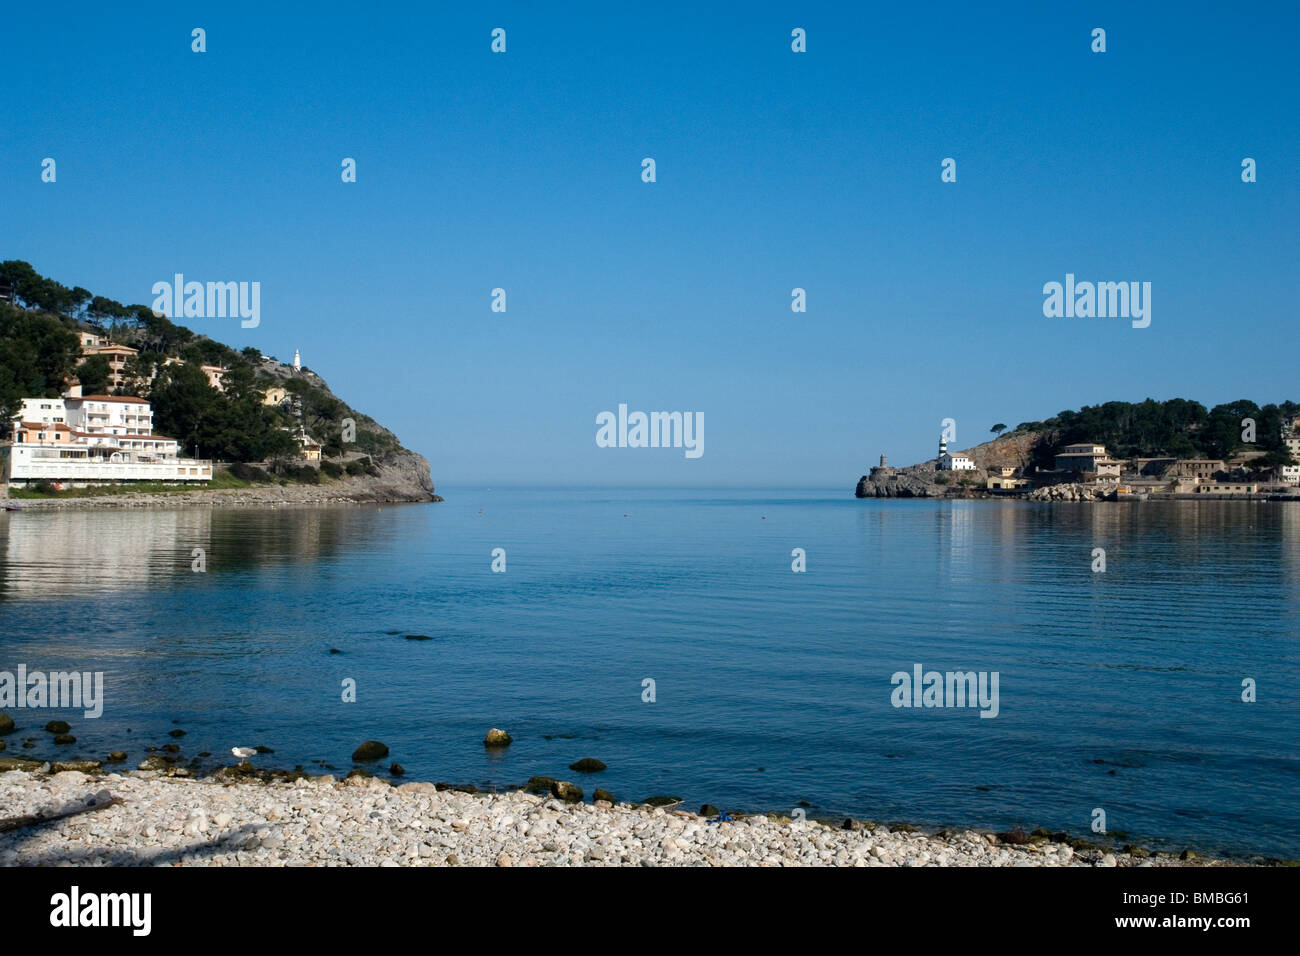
[18,421,70,431]
[73,395,148,404]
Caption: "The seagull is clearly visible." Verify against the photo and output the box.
[231,747,257,761]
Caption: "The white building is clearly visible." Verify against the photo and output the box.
[1278,423,1299,484]
[936,436,976,471]
[4,389,211,487]
[17,392,159,441]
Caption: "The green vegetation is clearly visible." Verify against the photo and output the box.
[990,423,1007,436]
[345,457,379,477]
[73,354,111,394]
[278,464,320,485]
[1,260,404,470]
[147,361,297,463]
[9,477,237,499]
[228,462,272,483]
[1016,398,1299,471]
[0,300,80,421]
[283,377,399,460]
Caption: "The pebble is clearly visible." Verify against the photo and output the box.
[0,769,1225,868]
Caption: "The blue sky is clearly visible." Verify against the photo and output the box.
[4,1,1297,485]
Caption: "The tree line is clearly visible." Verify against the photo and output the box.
[1002,398,1298,471]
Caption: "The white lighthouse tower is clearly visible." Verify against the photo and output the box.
[936,433,976,471]
[292,348,301,372]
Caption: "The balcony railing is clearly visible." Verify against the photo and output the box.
[10,456,213,481]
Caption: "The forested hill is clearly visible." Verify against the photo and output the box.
[0,260,423,475]
[1010,398,1299,470]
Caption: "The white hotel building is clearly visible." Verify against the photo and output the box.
[2,388,212,486]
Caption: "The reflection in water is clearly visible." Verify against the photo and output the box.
[1,509,209,598]
[0,506,375,600]
[940,501,975,583]
[1282,503,1300,592]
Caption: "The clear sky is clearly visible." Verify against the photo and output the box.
[4,2,1297,485]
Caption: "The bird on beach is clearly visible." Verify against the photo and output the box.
[231,747,257,762]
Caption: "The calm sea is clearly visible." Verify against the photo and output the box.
[2,487,1297,858]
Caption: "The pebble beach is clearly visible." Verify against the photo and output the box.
[0,767,1250,868]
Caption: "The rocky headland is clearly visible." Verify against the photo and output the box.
[856,432,1040,499]
[1,260,441,509]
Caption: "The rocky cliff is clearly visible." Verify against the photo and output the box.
[249,355,440,503]
[360,447,439,502]
[855,430,1043,498]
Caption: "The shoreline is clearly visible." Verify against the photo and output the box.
[855,478,1299,503]
[3,446,442,510]
[0,760,1281,867]
[2,478,442,511]
[854,491,1299,502]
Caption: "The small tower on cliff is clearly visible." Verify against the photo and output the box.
[293,348,301,372]
[880,453,887,468]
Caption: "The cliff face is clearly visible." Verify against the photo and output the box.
[855,431,1044,498]
[364,447,439,502]
[253,356,440,502]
